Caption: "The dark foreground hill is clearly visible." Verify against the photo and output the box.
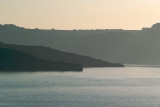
[0,48,83,71]
[0,42,124,67]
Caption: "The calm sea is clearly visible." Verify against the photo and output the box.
[1,67,160,107]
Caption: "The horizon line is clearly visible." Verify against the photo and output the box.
[1,23,159,31]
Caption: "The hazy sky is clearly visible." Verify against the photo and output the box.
[1,0,160,30]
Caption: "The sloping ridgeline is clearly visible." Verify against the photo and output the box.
[0,42,124,67]
[2,24,160,65]
[0,48,83,71]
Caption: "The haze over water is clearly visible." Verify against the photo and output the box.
[1,67,160,107]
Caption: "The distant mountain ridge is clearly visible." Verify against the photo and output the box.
[0,42,124,67]
[2,23,160,65]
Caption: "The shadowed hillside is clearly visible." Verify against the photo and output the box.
[0,42,124,67]
[0,48,83,71]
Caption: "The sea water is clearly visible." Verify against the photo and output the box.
[1,67,160,107]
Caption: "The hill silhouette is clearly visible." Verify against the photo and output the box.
[0,42,124,67]
[2,23,160,65]
[0,48,83,71]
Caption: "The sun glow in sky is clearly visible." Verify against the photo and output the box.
[1,0,160,30]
